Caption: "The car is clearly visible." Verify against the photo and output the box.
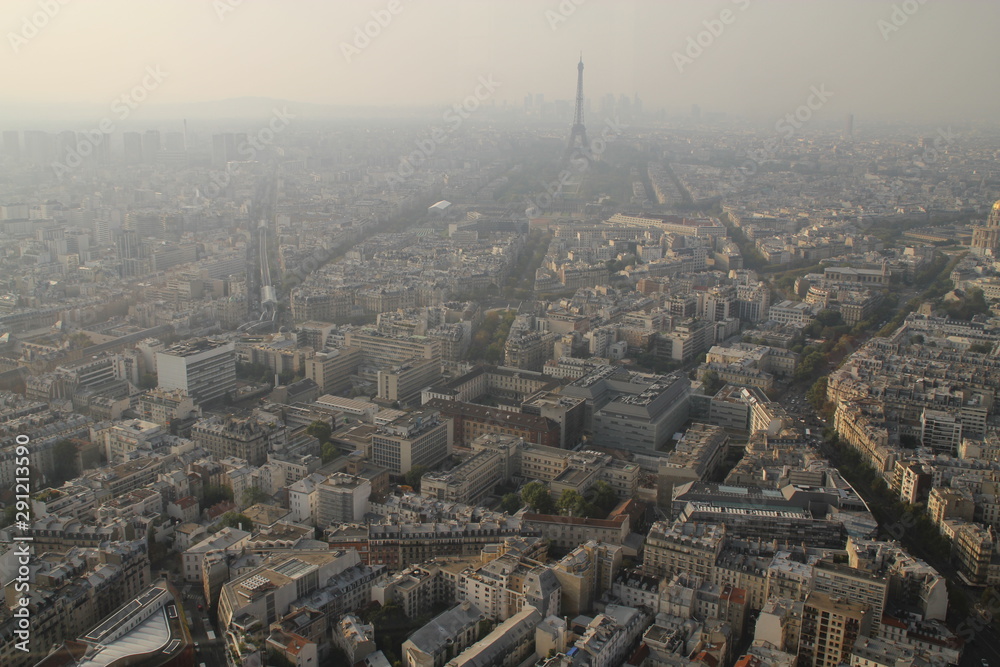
[197,603,203,611]
[981,659,989,667]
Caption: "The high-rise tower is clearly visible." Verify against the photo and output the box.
[566,56,589,157]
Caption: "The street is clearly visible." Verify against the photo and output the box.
[180,585,226,667]
[960,622,1000,667]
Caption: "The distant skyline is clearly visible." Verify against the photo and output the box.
[2,0,998,126]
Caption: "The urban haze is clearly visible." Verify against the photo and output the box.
[1,2,1000,667]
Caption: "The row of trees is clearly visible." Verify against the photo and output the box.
[719,214,768,272]
[467,310,517,364]
[504,230,552,299]
[827,437,952,566]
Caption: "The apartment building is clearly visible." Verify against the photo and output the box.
[403,601,485,667]
[798,592,872,667]
[446,606,541,667]
[644,520,726,580]
[192,415,278,466]
[136,387,198,426]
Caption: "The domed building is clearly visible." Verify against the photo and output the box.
[971,200,1000,255]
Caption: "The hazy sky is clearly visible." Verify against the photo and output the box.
[2,0,998,124]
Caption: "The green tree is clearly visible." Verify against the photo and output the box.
[68,332,94,348]
[219,512,253,532]
[969,342,993,354]
[500,492,522,515]
[806,377,828,412]
[943,288,990,320]
[521,481,555,514]
[557,489,587,516]
[701,370,723,396]
[242,486,271,507]
[1,504,17,529]
[203,484,234,507]
[306,420,332,443]
[321,441,339,464]
[814,309,844,327]
[404,465,429,491]
[795,351,827,382]
[590,481,618,515]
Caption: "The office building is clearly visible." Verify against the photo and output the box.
[371,410,452,475]
[316,472,371,526]
[343,328,440,378]
[305,347,363,395]
[562,366,691,453]
[156,338,236,405]
[378,358,442,405]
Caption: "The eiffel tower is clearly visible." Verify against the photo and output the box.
[566,55,589,158]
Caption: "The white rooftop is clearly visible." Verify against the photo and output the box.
[78,608,171,667]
